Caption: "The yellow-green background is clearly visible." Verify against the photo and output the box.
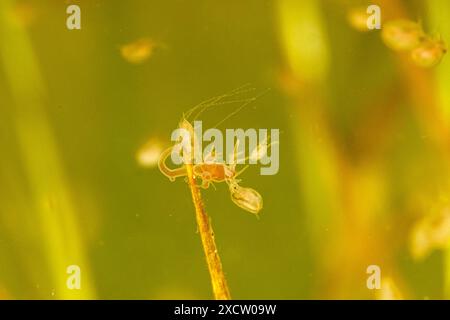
[0,0,449,299]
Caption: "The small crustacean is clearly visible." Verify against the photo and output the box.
[158,133,263,215]
[158,87,264,215]
[160,143,263,215]
[158,141,249,190]
[228,181,263,215]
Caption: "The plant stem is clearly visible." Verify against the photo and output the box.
[0,0,95,299]
[426,0,450,299]
[185,163,231,300]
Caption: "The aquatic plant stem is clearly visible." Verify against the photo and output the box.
[426,0,450,299]
[185,163,231,300]
[0,0,95,299]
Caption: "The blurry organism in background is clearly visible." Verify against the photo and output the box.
[136,137,164,168]
[376,277,404,300]
[409,203,450,260]
[381,19,425,51]
[120,38,160,64]
[411,37,447,68]
[348,7,447,67]
[381,19,447,68]
[347,5,381,32]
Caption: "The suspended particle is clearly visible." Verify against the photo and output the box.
[411,37,447,68]
[120,38,158,64]
[381,19,425,51]
[136,137,164,168]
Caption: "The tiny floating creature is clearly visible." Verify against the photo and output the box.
[158,87,265,216]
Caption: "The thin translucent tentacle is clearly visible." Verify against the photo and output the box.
[158,147,187,181]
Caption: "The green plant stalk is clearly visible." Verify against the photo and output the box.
[277,0,333,243]
[185,163,231,300]
[426,0,450,299]
[277,0,341,297]
[0,0,95,299]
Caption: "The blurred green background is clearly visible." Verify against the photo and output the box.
[0,0,450,299]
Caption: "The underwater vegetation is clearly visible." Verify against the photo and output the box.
[0,0,450,300]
